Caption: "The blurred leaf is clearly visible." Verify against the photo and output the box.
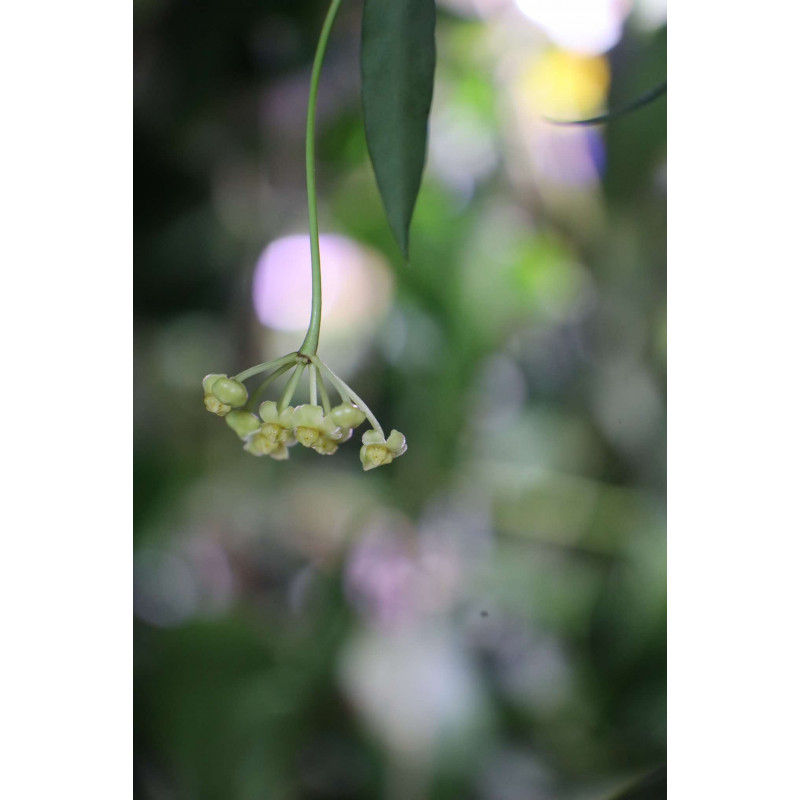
[546,81,666,126]
[609,766,667,800]
[361,0,436,258]
[604,25,667,201]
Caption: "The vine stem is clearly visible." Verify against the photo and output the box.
[298,0,345,357]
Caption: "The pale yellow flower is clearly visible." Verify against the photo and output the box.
[243,433,292,460]
[292,404,342,449]
[258,401,297,444]
[313,426,353,455]
[359,429,407,471]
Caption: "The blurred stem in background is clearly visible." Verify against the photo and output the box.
[299,0,345,357]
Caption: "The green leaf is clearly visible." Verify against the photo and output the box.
[361,0,436,258]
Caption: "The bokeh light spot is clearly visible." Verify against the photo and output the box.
[514,0,630,55]
[523,50,610,120]
[252,234,393,335]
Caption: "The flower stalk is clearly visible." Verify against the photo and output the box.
[201,0,406,471]
[298,0,344,358]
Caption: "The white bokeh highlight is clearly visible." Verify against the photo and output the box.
[252,234,393,335]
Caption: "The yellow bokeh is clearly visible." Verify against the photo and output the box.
[519,49,610,119]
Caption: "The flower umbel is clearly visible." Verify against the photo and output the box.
[202,353,406,470]
[201,0,406,471]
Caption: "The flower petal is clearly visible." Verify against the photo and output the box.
[385,429,407,457]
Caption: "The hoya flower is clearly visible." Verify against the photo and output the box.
[244,434,291,460]
[308,403,363,455]
[202,373,229,415]
[225,410,261,440]
[240,401,298,459]
[312,436,339,455]
[203,373,248,415]
[292,404,342,449]
[360,429,407,471]
[258,401,297,444]
[313,425,353,456]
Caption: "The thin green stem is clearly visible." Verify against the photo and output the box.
[309,366,318,406]
[316,367,331,414]
[298,0,345,357]
[235,353,297,383]
[325,369,349,405]
[278,364,306,412]
[312,356,384,437]
[244,362,294,412]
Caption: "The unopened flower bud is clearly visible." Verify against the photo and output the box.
[329,403,366,430]
[210,377,248,408]
[225,410,262,440]
[203,374,232,415]
[203,373,227,393]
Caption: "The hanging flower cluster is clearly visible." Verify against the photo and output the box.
[202,0,411,472]
[203,353,406,471]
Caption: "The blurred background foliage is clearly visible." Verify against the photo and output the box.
[134,0,666,798]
